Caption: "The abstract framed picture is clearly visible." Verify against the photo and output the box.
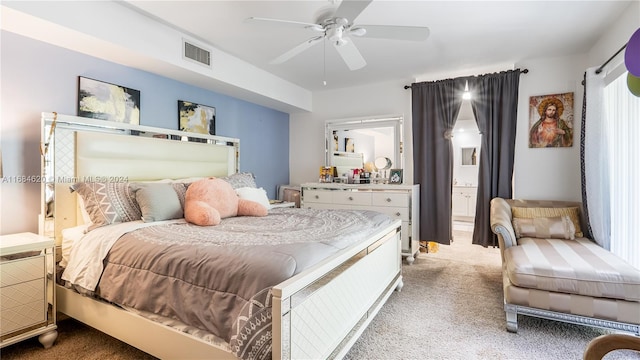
[345,137,355,152]
[178,100,216,135]
[78,76,140,124]
[528,92,574,148]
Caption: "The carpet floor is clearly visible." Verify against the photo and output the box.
[2,230,637,359]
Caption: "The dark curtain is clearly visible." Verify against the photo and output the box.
[411,78,466,244]
[468,70,522,247]
[579,72,594,239]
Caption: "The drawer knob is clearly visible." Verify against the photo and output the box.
[348,196,354,201]
[315,195,319,199]
[386,198,392,202]
[395,212,401,217]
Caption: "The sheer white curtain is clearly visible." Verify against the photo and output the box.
[605,70,640,269]
[583,66,610,250]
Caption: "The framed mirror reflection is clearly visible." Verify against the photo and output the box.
[325,115,403,183]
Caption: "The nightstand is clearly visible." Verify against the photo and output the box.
[0,233,58,349]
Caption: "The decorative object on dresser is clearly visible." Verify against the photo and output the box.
[301,182,420,264]
[388,169,403,184]
[0,232,57,349]
[77,76,140,124]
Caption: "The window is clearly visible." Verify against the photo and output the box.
[605,71,640,269]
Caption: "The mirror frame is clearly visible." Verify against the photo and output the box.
[325,115,403,172]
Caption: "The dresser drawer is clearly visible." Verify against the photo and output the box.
[331,191,372,206]
[0,279,46,336]
[373,207,409,221]
[303,189,333,203]
[0,256,44,287]
[372,192,409,207]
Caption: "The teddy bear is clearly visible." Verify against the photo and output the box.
[184,177,267,226]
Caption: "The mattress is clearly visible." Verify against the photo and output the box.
[61,208,394,360]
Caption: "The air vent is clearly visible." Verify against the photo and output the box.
[183,40,211,67]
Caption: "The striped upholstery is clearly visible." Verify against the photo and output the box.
[504,271,640,324]
[505,238,640,301]
[491,198,640,332]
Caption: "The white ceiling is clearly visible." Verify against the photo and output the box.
[123,0,632,92]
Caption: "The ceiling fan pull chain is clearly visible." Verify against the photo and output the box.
[323,35,327,86]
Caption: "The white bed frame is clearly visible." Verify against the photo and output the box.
[42,113,403,359]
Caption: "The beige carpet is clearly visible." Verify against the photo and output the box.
[2,230,637,359]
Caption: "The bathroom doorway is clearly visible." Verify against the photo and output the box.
[452,99,480,233]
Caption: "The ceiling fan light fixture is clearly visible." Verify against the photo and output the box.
[306,24,325,32]
[327,25,344,43]
[334,38,348,47]
[350,27,366,37]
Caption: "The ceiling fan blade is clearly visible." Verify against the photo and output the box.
[356,25,430,41]
[334,0,373,23]
[246,17,324,32]
[270,36,324,64]
[333,39,366,70]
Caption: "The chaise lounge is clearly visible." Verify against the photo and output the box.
[490,198,640,335]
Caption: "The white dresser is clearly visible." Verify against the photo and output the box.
[301,183,420,264]
[0,233,58,349]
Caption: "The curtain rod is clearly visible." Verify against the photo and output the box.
[403,68,529,89]
[595,43,627,74]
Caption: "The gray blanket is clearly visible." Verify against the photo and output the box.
[95,208,393,359]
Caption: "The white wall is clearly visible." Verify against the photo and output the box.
[512,54,587,201]
[289,79,412,186]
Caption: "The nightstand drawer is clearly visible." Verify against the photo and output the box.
[1,279,46,336]
[0,256,45,287]
[372,192,409,207]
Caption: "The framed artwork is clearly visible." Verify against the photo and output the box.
[389,169,403,184]
[528,92,574,148]
[345,137,355,152]
[178,100,216,135]
[78,77,140,124]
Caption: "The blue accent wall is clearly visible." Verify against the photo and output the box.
[1,30,289,199]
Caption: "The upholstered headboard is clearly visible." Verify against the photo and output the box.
[41,112,240,245]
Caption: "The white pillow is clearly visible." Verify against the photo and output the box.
[235,187,271,210]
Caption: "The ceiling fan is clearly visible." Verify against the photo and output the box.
[246,0,430,71]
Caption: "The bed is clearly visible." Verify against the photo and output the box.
[41,112,403,360]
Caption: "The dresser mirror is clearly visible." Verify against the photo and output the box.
[325,115,403,180]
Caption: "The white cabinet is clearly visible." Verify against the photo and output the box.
[452,186,477,219]
[301,183,420,264]
[0,233,57,349]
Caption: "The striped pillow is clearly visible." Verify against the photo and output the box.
[512,215,575,240]
[511,206,583,238]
